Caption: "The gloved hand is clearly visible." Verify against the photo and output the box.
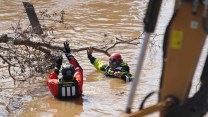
[87,47,93,58]
[114,71,122,78]
[87,47,93,54]
[64,41,74,59]
[55,55,63,70]
[64,41,71,54]
[54,55,62,74]
[87,47,96,64]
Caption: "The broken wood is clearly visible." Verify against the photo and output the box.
[23,2,43,34]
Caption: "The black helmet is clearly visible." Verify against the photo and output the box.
[61,64,75,80]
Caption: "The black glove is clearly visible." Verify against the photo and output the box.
[64,41,74,60]
[121,75,132,82]
[55,55,63,70]
[64,41,71,54]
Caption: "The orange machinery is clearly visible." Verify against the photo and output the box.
[123,0,208,117]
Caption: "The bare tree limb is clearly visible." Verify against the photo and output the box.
[0,55,12,66]
[8,65,16,81]
[106,32,144,52]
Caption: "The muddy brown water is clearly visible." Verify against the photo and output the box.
[0,0,184,117]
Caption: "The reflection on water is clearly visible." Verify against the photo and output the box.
[19,95,84,117]
[0,0,173,117]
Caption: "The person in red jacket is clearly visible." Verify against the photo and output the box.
[47,42,83,98]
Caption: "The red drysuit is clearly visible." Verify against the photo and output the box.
[47,57,83,97]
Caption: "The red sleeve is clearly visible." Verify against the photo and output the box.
[69,57,83,94]
[69,58,80,69]
[47,71,59,97]
[68,57,83,75]
[74,71,83,94]
[47,71,58,80]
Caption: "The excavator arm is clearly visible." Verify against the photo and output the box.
[123,0,208,117]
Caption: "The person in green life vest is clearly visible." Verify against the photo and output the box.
[87,47,133,82]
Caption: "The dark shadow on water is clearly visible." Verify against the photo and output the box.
[55,95,83,105]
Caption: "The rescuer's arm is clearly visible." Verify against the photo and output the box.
[87,47,107,72]
[63,41,83,93]
[63,41,83,71]
[48,55,62,80]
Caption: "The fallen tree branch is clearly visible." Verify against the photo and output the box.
[0,33,145,57]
